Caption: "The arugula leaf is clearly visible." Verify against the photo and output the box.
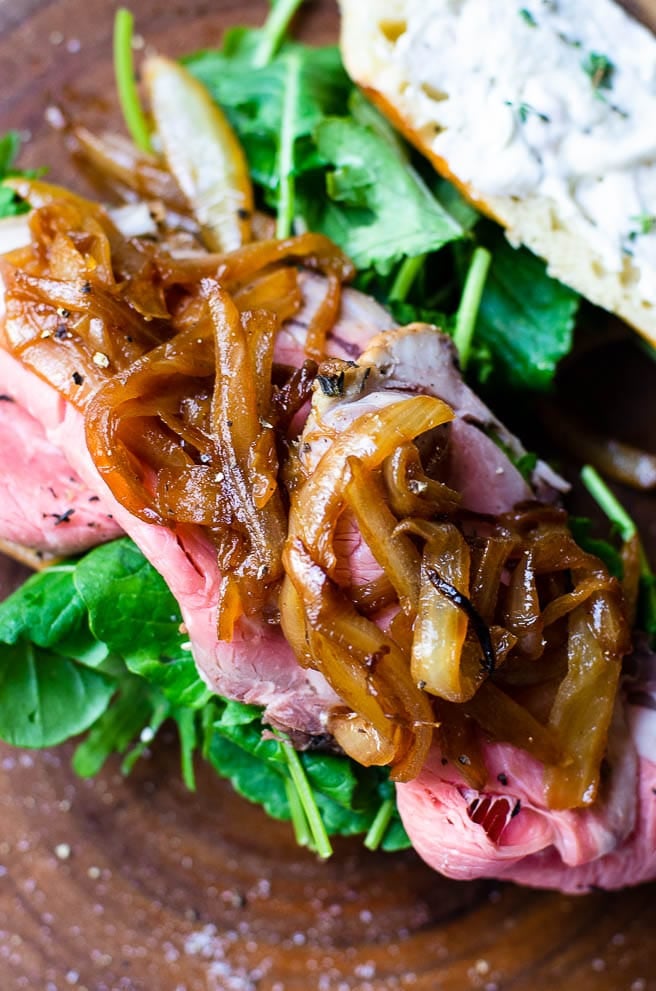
[453,245,492,368]
[202,694,408,846]
[175,706,199,791]
[380,815,411,852]
[0,642,115,748]
[72,675,154,777]
[0,564,85,648]
[0,564,111,673]
[206,724,291,820]
[252,0,306,68]
[302,116,462,273]
[73,538,185,664]
[184,38,350,195]
[0,130,44,218]
[569,517,624,579]
[275,50,301,238]
[475,226,580,390]
[433,175,480,232]
[126,655,211,709]
[186,36,462,274]
[581,466,656,638]
[0,131,21,177]
[348,89,409,161]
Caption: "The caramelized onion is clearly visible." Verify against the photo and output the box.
[283,538,434,782]
[204,282,286,591]
[621,534,641,628]
[291,395,454,573]
[70,125,191,213]
[412,524,480,702]
[469,535,515,623]
[545,603,627,808]
[383,442,460,518]
[465,681,563,767]
[500,550,543,659]
[344,457,420,615]
[329,711,398,768]
[145,56,254,252]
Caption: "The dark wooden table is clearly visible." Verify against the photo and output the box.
[0,2,655,988]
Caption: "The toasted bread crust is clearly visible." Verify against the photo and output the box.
[339,0,656,347]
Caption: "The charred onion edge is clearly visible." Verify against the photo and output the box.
[426,568,497,675]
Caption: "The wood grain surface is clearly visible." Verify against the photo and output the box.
[0,2,655,989]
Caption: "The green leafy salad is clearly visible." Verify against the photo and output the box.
[0,0,649,858]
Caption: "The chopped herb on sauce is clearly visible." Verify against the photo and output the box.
[628,213,656,240]
[505,100,550,124]
[519,8,537,27]
[582,51,615,91]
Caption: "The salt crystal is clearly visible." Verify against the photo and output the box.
[45,106,66,130]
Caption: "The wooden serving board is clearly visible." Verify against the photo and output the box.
[0,2,655,988]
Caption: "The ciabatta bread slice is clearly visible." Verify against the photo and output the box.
[339,0,656,348]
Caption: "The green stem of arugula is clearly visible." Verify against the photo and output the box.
[389,254,425,303]
[253,0,305,68]
[581,464,656,636]
[121,697,170,776]
[364,797,395,851]
[580,466,636,541]
[276,51,301,240]
[114,9,152,153]
[453,246,492,370]
[282,740,333,859]
[285,777,312,849]
[36,564,76,574]
[175,707,198,791]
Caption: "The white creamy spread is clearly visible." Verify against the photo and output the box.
[389,0,656,302]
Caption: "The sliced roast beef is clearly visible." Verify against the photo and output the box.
[396,683,655,892]
[299,325,562,521]
[274,271,396,367]
[353,326,568,503]
[0,380,121,558]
